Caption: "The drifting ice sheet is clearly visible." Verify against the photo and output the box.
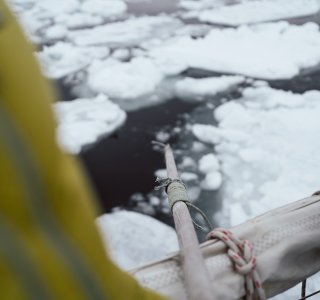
[69,15,183,47]
[38,42,110,79]
[192,86,320,228]
[150,22,320,79]
[54,94,126,153]
[80,0,127,20]
[199,0,320,26]
[8,0,128,42]
[96,211,179,270]
[179,0,225,11]
[88,57,164,100]
[175,76,245,101]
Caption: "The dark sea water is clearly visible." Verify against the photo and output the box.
[79,99,197,212]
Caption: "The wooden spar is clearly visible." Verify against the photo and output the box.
[164,144,213,300]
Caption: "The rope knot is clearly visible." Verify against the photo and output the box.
[155,177,213,232]
[207,228,265,300]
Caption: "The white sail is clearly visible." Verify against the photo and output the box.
[132,195,320,299]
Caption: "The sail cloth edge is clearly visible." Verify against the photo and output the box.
[131,195,320,300]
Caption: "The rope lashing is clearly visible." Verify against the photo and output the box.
[207,229,266,300]
[155,177,213,232]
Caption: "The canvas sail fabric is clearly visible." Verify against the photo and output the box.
[132,195,320,299]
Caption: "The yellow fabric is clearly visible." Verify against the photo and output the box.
[0,2,167,299]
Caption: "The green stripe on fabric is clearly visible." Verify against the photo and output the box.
[0,103,107,300]
[0,215,52,300]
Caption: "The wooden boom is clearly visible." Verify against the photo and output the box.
[164,144,213,300]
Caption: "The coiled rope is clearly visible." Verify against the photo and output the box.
[207,228,266,300]
[155,172,265,299]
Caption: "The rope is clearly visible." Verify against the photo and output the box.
[207,228,266,300]
[301,280,307,299]
[155,177,213,232]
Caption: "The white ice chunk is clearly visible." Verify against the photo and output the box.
[192,124,221,145]
[88,57,163,100]
[152,55,188,76]
[150,22,320,79]
[179,0,225,11]
[199,0,320,26]
[80,0,127,19]
[201,171,222,191]
[175,76,245,101]
[44,24,68,40]
[111,48,131,61]
[229,203,249,227]
[55,13,104,29]
[181,172,198,181]
[155,131,170,143]
[198,154,220,174]
[210,86,320,228]
[32,0,78,16]
[97,211,179,270]
[54,94,126,153]
[10,0,78,42]
[154,169,167,179]
[179,157,196,169]
[69,16,183,47]
[38,42,110,79]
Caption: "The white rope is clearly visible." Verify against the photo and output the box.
[207,228,266,300]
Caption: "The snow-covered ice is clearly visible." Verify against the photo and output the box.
[80,0,127,20]
[54,94,126,153]
[111,48,131,61]
[179,0,226,11]
[198,153,220,174]
[96,210,179,270]
[175,76,245,101]
[8,0,128,42]
[44,24,68,40]
[192,85,320,227]
[55,12,104,30]
[199,0,320,26]
[150,22,320,79]
[88,57,164,100]
[38,42,110,79]
[196,141,223,192]
[69,15,183,47]
[201,171,222,191]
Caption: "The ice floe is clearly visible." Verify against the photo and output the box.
[38,42,110,79]
[198,153,220,174]
[179,0,225,11]
[80,0,127,20]
[8,0,128,42]
[96,210,179,270]
[199,0,320,26]
[87,57,164,100]
[175,76,245,101]
[192,86,320,228]
[55,12,104,30]
[149,22,320,80]
[200,171,222,191]
[197,154,222,190]
[69,15,183,47]
[44,24,68,40]
[54,94,126,153]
